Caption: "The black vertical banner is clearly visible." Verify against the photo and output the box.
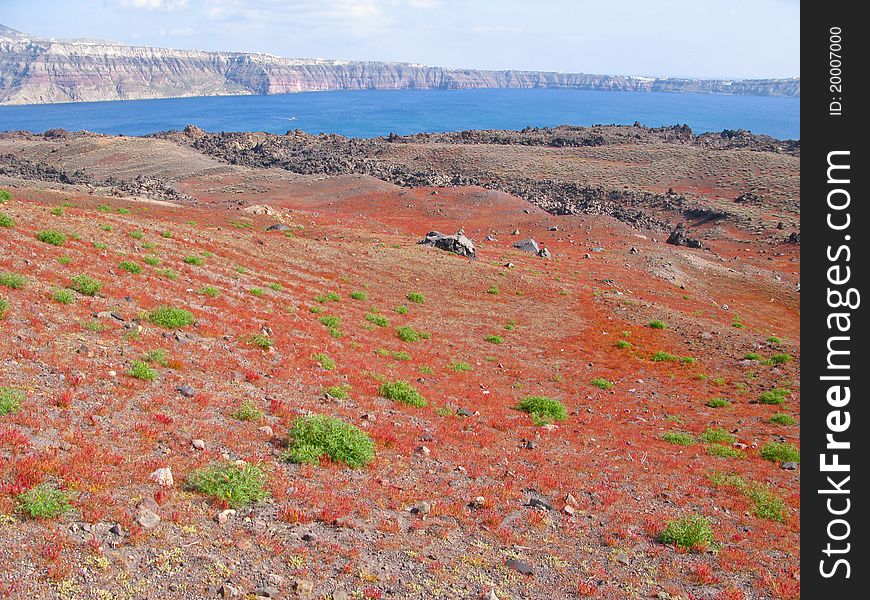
[803,4,868,597]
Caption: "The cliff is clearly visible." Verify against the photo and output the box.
[0,25,800,105]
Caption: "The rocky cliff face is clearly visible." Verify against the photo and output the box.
[0,26,800,105]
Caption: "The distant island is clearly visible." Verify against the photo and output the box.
[0,23,800,106]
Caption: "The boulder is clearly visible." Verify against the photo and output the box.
[513,238,540,254]
[266,223,291,232]
[418,230,476,258]
[666,223,702,249]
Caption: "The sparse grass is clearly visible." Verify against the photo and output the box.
[97,204,111,212]
[268,282,282,292]
[319,315,341,328]
[117,207,131,215]
[93,241,108,250]
[760,442,800,463]
[249,334,273,349]
[118,260,142,274]
[504,320,516,331]
[142,349,168,367]
[128,230,143,239]
[0,298,7,319]
[128,361,158,381]
[349,290,368,301]
[16,485,73,520]
[183,255,204,266]
[767,336,782,344]
[616,339,632,349]
[143,255,161,266]
[0,272,27,290]
[650,351,676,362]
[659,515,714,549]
[285,414,375,468]
[50,206,64,216]
[484,334,504,344]
[758,388,789,405]
[396,325,428,342]
[0,387,24,415]
[249,287,265,298]
[0,190,11,202]
[0,213,14,228]
[312,353,336,370]
[744,352,762,361]
[68,274,101,296]
[186,462,269,507]
[706,444,743,459]
[486,285,500,295]
[700,427,736,444]
[731,314,744,329]
[418,365,434,375]
[231,399,264,421]
[324,384,350,399]
[709,473,786,522]
[148,306,195,328]
[449,361,473,373]
[161,230,172,238]
[197,285,220,298]
[649,320,666,329]
[37,229,67,246]
[57,256,71,265]
[379,380,427,407]
[83,320,106,332]
[770,353,793,364]
[515,396,567,425]
[768,413,797,426]
[590,378,613,390]
[315,292,341,303]
[366,313,389,327]
[52,289,75,305]
[407,292,425,304]
[391,350,411,361]
[156,268,178,280]
[309,305,324,314]
[393,305,409,314]
[705,398,730,408]
[661,432,694,446]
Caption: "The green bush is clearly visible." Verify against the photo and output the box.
[156,268,178,280]
[324,384,350,400]
[760,442,800,463]
[379,380,427,407]
[0,273,27,289]
[366,313,389,327]
[0,298,7,319]
[312,353,336,370]
[314,291,341,303]
[590,378,613,390]
[746,484,787,522]
[285,414,375,468]
[449,361,473,373]
[396,325,427,342]
[16,485,73,519]
[50,206,64,217]
[197,285,220,298]
[128,230,143,239]
[650,351,676,362]
[249,287,265,298]
[68,274,102,296]
[515,396,567,425]
[731,314,744,329]
[0,213,14,228]
[484,334,504,344]
[659,515,714,549]
[766,336,782,344]
[319,315,341,328]
[407,292,425,304]
[706,444,743,459]
[486,285,500,295]
[744,352,762,361]
[649,320,666,329]
[37,230,67,246]
[393,305,409,314]
[758,388,789,405]
[0,190,11,202]
[616,339,632,349]
[231,399,264,421]
[143,255,161,266]
[661,432,694,446]
[161,230,172,238]
[186,462,269,507]
[768,413,797,426]
[268,282,282,292]
[706,398,730,408]
[142,349,169,367]
[52,289,75,305]
[57,256,71,265]
[148,306,195,328]
[118,260,142,274]
[770,353,793,364]
[700,427,736,444]
[183,255,204,266]
[128,361,158,381]
[349,290,368,301]
[249,334,273,349]
[0,387,24,415]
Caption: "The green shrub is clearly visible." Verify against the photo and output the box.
[52,289,75,305]
[249,334,273,349]
[309,305,324,314]
[768,413,797,426]
[515,396,567,425]
[391,350,411,361]
[161,230,172,238]
[57,256,71,265]
[97,204,111,212]
[590,378,613,390]
[616,339,632,349]
[484,334,504,344]
[197,285,220,298]
[232,399,263,421]
[504,320,516,331]
[93,241,108,250]
[117,207,131,215]
[128,230,143,239]
[247,287,264,298]
[767,336,782,344]
[156,268,178,280]
[148,306,195,328]
[0,298,7,319]
[393,305,409,314]
[68,274,101,296]
[661,432,694,446]
[324,384,350,400]
[486,285,500,295]
[770,353,793,364]
[758,388,789,405]
[0,387,24,415]
[183,255,203,266]
[706,444,743,458]
[407,292,425,304]
[649,320,666,329]
[50,206,64,216]
[142,349,168,367]
[744,352,762,361]
[760,442,800,463]
[16,485,73,519]
[0,190,11,202]
[396,325,427,342]
[186,462,268,507]
[312,353,336,370]
[37,230,67,246]
[379,380,427,407]
[651,351,676,362]
[706,398,730,408]
[285,414,375,468]
[731,314,744,329]
[366,313,389,327]
[349,290,368,301]
[449,361,473,373]
[659,515,714,549]
[143,255,161,266]
[118,260,142,274]
[0,272,26,289]
[128,361,158,381]
[319,315,341,329]
[314,291,341,303]
[268,282,282,292]
[700,427,736,444]
[0,212,14,228]
[746,484,787,522]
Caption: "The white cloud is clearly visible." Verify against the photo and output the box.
[471,24,523,35]
[118,0,189,10]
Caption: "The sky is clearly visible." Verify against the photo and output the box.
[1,1,799,78]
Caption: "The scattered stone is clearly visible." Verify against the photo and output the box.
[484,234,497,242]
[565,493,578,506]
[591,247,604,253]
[216,509,237,525]
[563,505,576,516]
[629,246,638,254]
[292,579,313,594]
[409,501,431,515]
[548,226,558,231]
[781,461,798,470]
[666,223,702,248]
[416,445,431,456]
[418,230,476,258]
[504,262,514,268]
[176,384,197,398]
[192,439,206,450]
[615,551,630,565]
[528,497,554,511]
[537,247,551,259]
[505,558,534,576]
[219,584,241,598]
[301,532,317,542]
[110,523,123,536]
[135,503,160,529]
[456,408,473,417]
[266,223,291,232]
[258,426,274,437]
[471,496,486,508]
[486,590,499,600]
[253,586,282,598]
[332,591,350,600]
[512,229,520,235]
[512,238,540,254]
[149,467,174,487]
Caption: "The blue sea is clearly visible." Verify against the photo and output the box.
[0,88,800,140]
